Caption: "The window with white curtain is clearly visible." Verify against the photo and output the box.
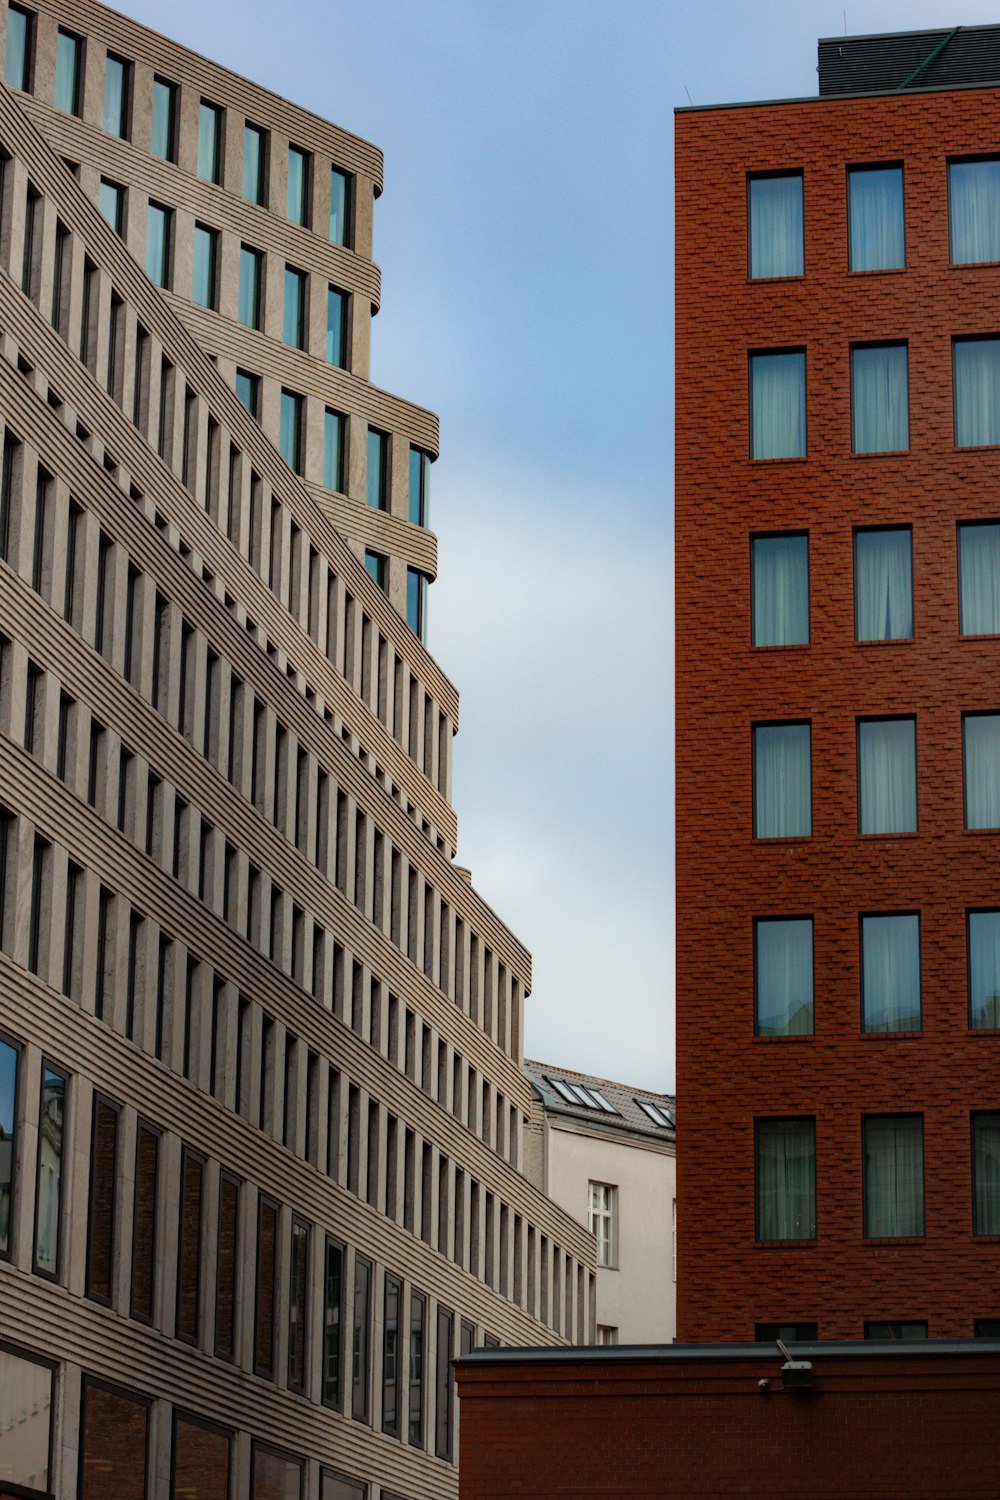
[849,165,905,271]
[958,522,1000,635]
[968,911,1000,1030]
[753,722,811,838]
[751,351,806,459]
[949,159,1000,265]
[964,713,1000,829]
[755,1119,815,1240]
[854,528,912,641]
[954,337,1000,447]
[851,344,909,454]
[752,534,809,646]
[748,174,803,279]
[861,913,921,1033]
[973,1114,1000,1235]
[754,917,813,1036]
[857,718,917,834]
[863,1116,924,1238]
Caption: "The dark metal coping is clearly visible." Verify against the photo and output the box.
[819,25,1000,97]
[459,1338,1000,1364]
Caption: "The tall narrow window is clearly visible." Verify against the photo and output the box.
[435,1304,454,1460]
[973,1113,1000,1235]
[54,29,81,114]
[863,1115,924,1238]
[588,1182,616,1266]
[172,1413,231,1500]
[0,1347,51,1492]
[283,266,306,348]
[364,550,386,589]
[753,722,811,838]
[150,77,177,162]
[959,522,1000,635]
[854,527,912,640]
[288,1217,309,1392]
[383,1274,402,1437]
[848,165,905,271]
[330,167,350,244]
[851,343,908,454]
[322,1238,344,1408]
[968,910,1000,1030]
[193,224,218,309]
[353,1254,372,1422]
[254,1194,278,1377]
[236,369,260,419]
[197,101,222,183]
[86,1094,119,1304]
[366,428,388,509]
[130,1121,158,1323]
[324,408,345,490]
[748,173,803,279]
[954,337,1000,447]
[103,52,128,136]
[252,1446,303,1500]
[861,913,921,1033]
[287,145,309,225]
[408,1289,425,1446]
[34,1063,66,1276]
[280,390,303,474]
[949,159,1000,265]
[755,1118,816,1240]
[327,286,347,366]
[4,5,32,90]
[243,123,266,203]
[176,1148,204,1343]
[407,568,427,641]
[0,1035,19,1258]
[750,350,806,459]
[215,1171,239,1360]
[80,1380,149,1500]
[238,245,262,330]
[146,203,171,288]
[964,713,1000,830]
[857,718,917,834]
[409,447,430,527]
[754,917,813,1037]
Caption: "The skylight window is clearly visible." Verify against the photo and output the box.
[547,1077,619,1113]
[636,1099,674,1128]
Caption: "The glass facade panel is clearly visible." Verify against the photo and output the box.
[0,1345,52,1491]
[197,101,221,183]
[244,124,266,203]
[969,910,1000,1029]
[858,718,917,834]
[34,1064,65,1275]
[287,146,308,225]
[255,1195,278,1377]
[849,166,905,270]
[330,168,349,244]
[288,1218,308,1391]
[964,713,1000,829]
[973,1113,1000,1235]
[323,409,344,490]
[283,267,305,348]
[54,30,80,113]
[238,246,262,329]
[366,428,387,509]
[86,1096,119,1302]
[436,1305,454,1460]
[103,54,128,136]
[855,528,912,640]
[4,6,30,89]
[753,722,811,838]
[959,522,1000,635]
[327,286,347,366]
[754,917,813,1037]
[748,174,803,278]
[863,1116,924,1238]
[192,224,217,309]
[752,533,808,646]
[861,914,921,1033]
[751,351,806,459]
[0,1039,16,1256]
[151,78,176,162]
[755,1118,816,1240]
[955,337,1000,446]
[279,391,302,473]
[146,203,170,287]
[252,1445,303,1500]
[865,1321,927,1339]
[949,159,1000,264]
[353,1254,371,1422]
[851,344,909,453]
[171,1414,231,1500]
[80,1381,148,1500]
[176,1148,204,1342]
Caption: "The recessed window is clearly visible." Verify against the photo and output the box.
[863,1115,924,1238]
[364,550,386,589]
[98,179,125,235]
[751,533,808,646]
[407,568,428,642]
[754,917,813,1037]
[197,100,222,184]
[243,123,267,204]
[283,266,306,348]
[367,428,388,510]
[636,1097,674,1128]
[548,1078,618,1112]
[848,165,904,271]
[173,1413,231,1499]
[280,390,304,474]
[753,722,810,839]
[857,717,917,835]
[968,910,1000,1029]
[965,712,1000,830]
[330,167,350,245]
[0,1035,19,1259]
[235,369,260,419]
[748,173,803,279]
[0,1345,52,1491]
[975,1320,1000,1336]
[851,343,908,454]
[353,1254,372,1423]
[252,1444,303,1500]
[854,527,912,641]
[151,77,177,163]
[973,1113,1000,1235]
[146,202,171,288]
[588,1181,617,1266]
[959,522,1000,635]
[192,224,218,310]
[287,144,309,226]
[327,286,348,367]
[865,1321,927,1340]
[409,447,430,527]
[54,29,81,114]
[238,245,262,330]
[949,159,1000,264]
[323,408,345,490]
[750,350,806,459]
[861,913,920,1033]
[323,1471,365,1500]
[103,53,129,137]
[755,1118,816,1240]
[4,6,33,91]
[954,337,1000,447]
[34,1063,66,1276]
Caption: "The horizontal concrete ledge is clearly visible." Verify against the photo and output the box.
[459,1336,1000,1365]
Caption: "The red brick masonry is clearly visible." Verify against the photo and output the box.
[456,1345,1000,1499]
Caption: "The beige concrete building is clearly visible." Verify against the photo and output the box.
[0,3,596,1497]
[524,1062,676,1346]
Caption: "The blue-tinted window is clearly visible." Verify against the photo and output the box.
[754,917,813,1037]
[103,53,128,136]
[861,913,921,1033]
[973,1114,1000,1234]
[0,1035,18,1257]
[851,344,909,454]
[863,1116,924,1238]
[283,266,305,348]
[750,351,806,459]
[99,180,124,235]
[243,123,266,204]
[280,391,303,474]
[849,166,905,271]
[287,146,308,225]
[367,429,388,510]
[4,6,32,90]
[330,167,350,245]
[151,78,177,162]
[954,338,1000,447]
[364,551,386,589]
[752,533,808,646]
[192,224,218,309]
[753,722,811,838]
[238,246,262,330]
[406,568,427,642]
[327,287,347,367]
[408,448,429,527]
[959,522,1000,636]
[197,101,222,184]
[145,203,170,288]
[748,174,803,279]
[323,409,345,491]
[755,1119,815,1240]
[854,528,912,641]
[949,159,1000,265]
[54,29,80,114]
[235,370,259,419]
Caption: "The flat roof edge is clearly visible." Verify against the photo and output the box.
[674,75,1000,115]
[459,1338,1000,1365]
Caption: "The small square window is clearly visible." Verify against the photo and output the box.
[949,159,1000,265]
[861,913,920,1033]
[851,344,908,454]
[750,350,806,460]
[754,917,813,1037]
[857,718,916,834]
[748,174,803,279]
[958,522,1000,636]
[848,165,904,271]
[751,533,808,646]
[854,527,912,641]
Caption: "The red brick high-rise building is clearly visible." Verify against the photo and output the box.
[676,25,1000,1342]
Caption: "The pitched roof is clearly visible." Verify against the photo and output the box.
[524,1059,676,1141]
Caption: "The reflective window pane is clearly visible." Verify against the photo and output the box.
[151,78,176,162]
[849,166,904,271]
[753,722,811,839]
[146,203,170,288]
[754,917,813,1037]
[752,533,808,646]
[973,1113,1000,1235]
[171,1414,231,1500]
[0,1039,16,1256]
[99,179,124,234]
[969,910,1000,1030]
[243,124,266,204]
[330,168,349,245]
[851,344,908,454]
[406,568,427,642]
[326,287,347,367]
[4,6,31,89]
[751,351,806,459]
[252,1445,302,1500]
[959,522,1000,635]
[955,337,1000,447]
[408,447,429,527]
[197,102,221,184]
[34,1065,65,1276]
[861,914,921,1033]
[364,550,386,589]
[322,1239,344,1408]
[103,54,128,136]
[236,370,259,419]
[863,1116,924,1238]
[964,714,1000,829]
[366,429,387,509]
[192,224,217,309]
[280,391,302,473]
[353,1255,371,1422]
[858,718,917,834]
[238,246,261,330]
[854,528,912,640]
[748,174,803,278]
[80,1380,148,1500]
[86,1095,119,1302]
[283,267,305,348]
[54,30,80,114]
[755,1118,816,1240]
[323,409,344,490]
[949,159,1000,264]
[0,1346,52,1492]
[287,146,308,225]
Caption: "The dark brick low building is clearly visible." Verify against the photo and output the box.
[456,1341,1000,1499]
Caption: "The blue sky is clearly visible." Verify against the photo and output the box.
[119,0,996,1090]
